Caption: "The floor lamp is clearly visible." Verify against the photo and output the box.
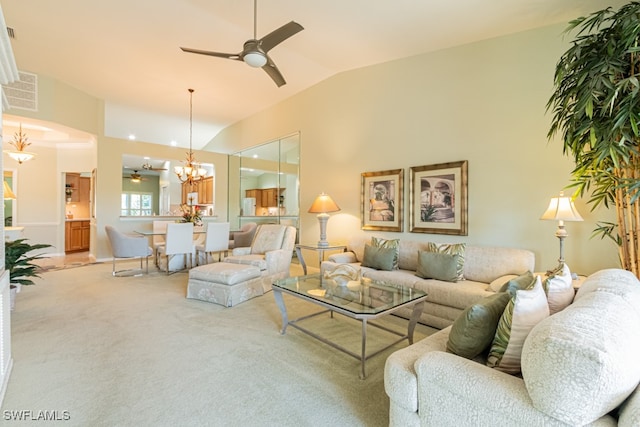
[540,191,583,266]
[308,193,340,247]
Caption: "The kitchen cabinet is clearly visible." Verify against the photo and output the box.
[181,177,213,205]
[245,189,262,208]
[79,177,90,204]
[198,176,214,205]
[65,220,90,253]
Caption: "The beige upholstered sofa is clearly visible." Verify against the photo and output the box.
[321,235,535,329]
[384,268,640,426]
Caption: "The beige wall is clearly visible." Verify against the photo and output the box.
[206,23,618,275]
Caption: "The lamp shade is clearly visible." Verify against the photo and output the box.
[3,180,16,200]
[308,193,340,214]
[540,191,583,222]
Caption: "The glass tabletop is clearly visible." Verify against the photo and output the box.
[273,274,427,315]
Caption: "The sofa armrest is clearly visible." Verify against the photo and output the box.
[415,351,615,426]
[265,248,293,275]
[327,251,358,263]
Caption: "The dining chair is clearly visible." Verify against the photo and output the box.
[152,220,173,266]
[157,222,195,274]
[196,222,230,265]
[105,225,153,276]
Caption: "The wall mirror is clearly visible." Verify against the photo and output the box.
[121,154,215,216]
[228,133,299,232]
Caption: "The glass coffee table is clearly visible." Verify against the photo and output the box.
[272,274,427,379]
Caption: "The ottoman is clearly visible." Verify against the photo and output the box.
[187,263,263,307]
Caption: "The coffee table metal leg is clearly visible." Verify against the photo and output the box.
[295,246,307,275]
[407,300,425,344]
[273,289,289,334]
[360,318,367,380]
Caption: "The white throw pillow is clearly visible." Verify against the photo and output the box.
[487,276,550,374]
[543,263,574,315]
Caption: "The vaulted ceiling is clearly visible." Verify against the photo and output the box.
[1,0,629,151]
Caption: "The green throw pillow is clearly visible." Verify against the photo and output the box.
[371,237,400,270]
[499,271,536,297]
[415,251,460,282]
[447,292,512,359]
[361,244,396,271]
[426,242,465,280]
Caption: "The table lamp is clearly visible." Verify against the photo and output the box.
[540,191,583,265]
[308,193,340,247]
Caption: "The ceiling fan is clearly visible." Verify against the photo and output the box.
[141,161,167,171]
[180,0,303,87]
[125,170,147,183]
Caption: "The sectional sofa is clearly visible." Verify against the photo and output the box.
[384,268,640,426]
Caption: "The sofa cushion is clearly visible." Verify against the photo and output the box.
[250,224,286,254]
[416,251,460,282]
[487,276,549,374]
[427,242,465,281]
[542,263,574,315]
[522,279,640,425]
[371,237,400,269]
[463,246,535,284]
[361,244,396,271]
[499,271,536,297]
[446,292,511,359]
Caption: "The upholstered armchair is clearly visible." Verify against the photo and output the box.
[228,222,257,249]
[105,225,153,276]
[224,224,296,292]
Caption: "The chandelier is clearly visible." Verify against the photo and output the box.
[174,88,207,185]
[4,123,35,164]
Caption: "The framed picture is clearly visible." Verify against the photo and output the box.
[361,169,403,232]
[409,160,468,235]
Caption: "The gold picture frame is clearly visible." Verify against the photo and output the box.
[361,169,403,232]
[409,161,468,235]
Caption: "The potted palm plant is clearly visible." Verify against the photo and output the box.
[5,238,51,309]
[547,2,640,277]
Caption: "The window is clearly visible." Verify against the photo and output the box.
[121,192,153,216]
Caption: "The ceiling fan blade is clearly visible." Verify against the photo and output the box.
[180,47,242,61]
[262,57,286,87]
[259,21,304,53]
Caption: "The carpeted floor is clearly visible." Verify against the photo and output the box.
[2,260,435,426]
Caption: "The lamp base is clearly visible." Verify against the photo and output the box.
[316,213,330,249]
[317,240,329,248]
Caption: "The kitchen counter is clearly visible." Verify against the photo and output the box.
[66,218,90,222]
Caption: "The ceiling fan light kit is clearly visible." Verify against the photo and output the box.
[243,51,267,68]
[180,0,303,87]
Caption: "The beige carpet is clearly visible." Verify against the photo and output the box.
[2,261,435,426]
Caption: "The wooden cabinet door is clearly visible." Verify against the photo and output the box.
[245,189,262,209]
[262,188,278,207]
[81,222,90,249]
[201,177,213,204]
[79,177,90,203]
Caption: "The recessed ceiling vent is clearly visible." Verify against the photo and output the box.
[3,71,37,111]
